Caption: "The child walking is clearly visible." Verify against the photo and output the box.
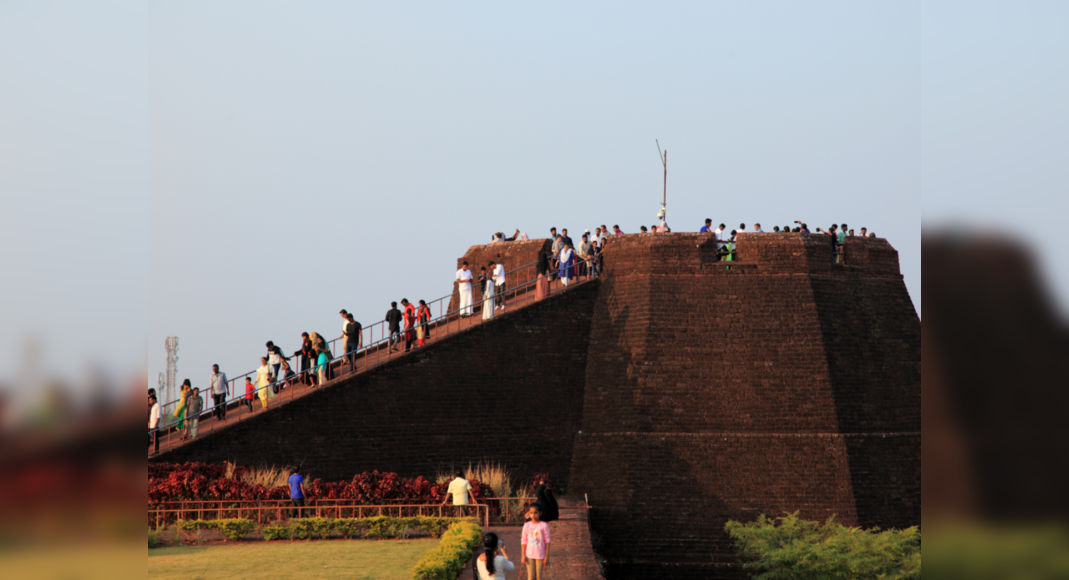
[521,504,551,580]
[243,377,255,412]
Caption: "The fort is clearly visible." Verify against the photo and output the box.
[153,232,921,579]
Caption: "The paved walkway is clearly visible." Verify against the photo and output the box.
[459,497,603,580]
[152,275,594,456]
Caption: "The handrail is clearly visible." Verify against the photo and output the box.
[148,500,491,528]
[151,254,550,415]
[148,249,602,453]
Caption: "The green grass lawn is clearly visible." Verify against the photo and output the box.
[148,539,439,580]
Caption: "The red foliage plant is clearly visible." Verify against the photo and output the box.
[148,462,489,507]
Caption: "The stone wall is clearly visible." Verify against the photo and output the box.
[569,233,920,579]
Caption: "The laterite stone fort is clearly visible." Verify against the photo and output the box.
[156,233,921,578]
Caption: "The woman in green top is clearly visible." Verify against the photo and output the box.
[173,379,191,434]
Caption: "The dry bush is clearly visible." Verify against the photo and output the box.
[436,462,513,498]
[226,463,302,488]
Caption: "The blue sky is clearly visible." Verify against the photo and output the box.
[0,1,1065,404]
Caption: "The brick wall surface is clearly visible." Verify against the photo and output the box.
[569,233,920,579]
[159,281,598,485]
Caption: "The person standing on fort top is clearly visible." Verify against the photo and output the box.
[860,227,868,237]
[186,387,203,439]
[344,313,362,367]
[700,218,713,233]
[386,301,403,349]
[559,243,576,286]
[491,260,507,310]
[174,379,190,435]
[713,223,727,261]
[817,224,840,262]
[738,223,747,235]
[561,228,574,248]
[477,266,488,298]
[441,471,479,518]
[256,357,274,409]
[640,225,648,233]
[481,268,496,321]
[209,364,228,421]
[243,376,255,411]
[550,235,563,281]
[753,223,764,233]
[577,234,593,279]
[417,300,431,346]
[456,262,474,317]
[266,341,284,379]
[402,298,416,352]
[535,251,550,299]
[338,310,354,366]
[294,332,315,386]
[656,220,671,233]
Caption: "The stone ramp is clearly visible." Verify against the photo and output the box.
[460,498,603,580]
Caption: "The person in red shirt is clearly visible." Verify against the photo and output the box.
[243,376,255,412]
[401,299,417,352]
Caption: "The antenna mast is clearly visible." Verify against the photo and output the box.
[164,337,179,405]
[656,139,667,220]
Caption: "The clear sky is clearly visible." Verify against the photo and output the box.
[1,2,1065,407]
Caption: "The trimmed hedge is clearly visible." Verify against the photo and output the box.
[411,521,482,580]
[261,516,465,541]
[176,518,257,541]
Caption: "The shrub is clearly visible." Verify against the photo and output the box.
[256,516,466,542]
[148,531,159,549]
[411,521,482,580]
[725,512,921,580]
[263,524,290,541]
[216,519,256,541]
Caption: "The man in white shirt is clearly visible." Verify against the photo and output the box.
[209,364,229,421]
[490,260,507,310]
[441,471,479,518]
[713,223,727,261]
[456,262,474,317]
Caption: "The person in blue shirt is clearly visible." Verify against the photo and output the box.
[699,218,712,233]
[289,466,307,519]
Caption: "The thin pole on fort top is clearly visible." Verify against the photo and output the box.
[656,139,667,213]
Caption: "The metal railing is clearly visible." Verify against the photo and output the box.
[148,499,490,529]
[148,497,590,529]
[148,250,603,455]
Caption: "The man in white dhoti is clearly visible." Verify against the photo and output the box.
[456,261,474,317]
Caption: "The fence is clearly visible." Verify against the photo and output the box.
[148,496,595,532]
